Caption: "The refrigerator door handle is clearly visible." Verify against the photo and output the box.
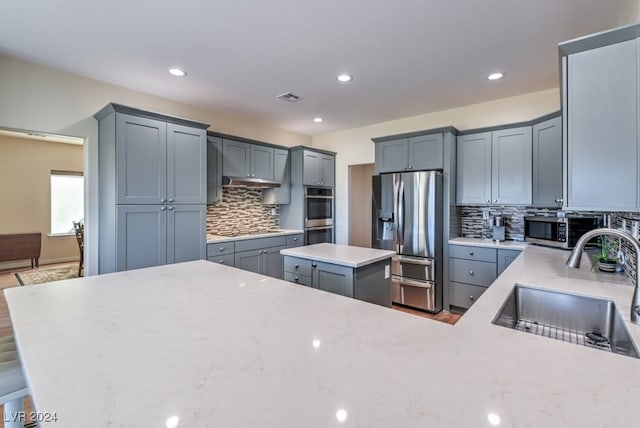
[393,178,401,245]
[398,180,405,245]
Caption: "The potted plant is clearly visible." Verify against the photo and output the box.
[591,237,619,272]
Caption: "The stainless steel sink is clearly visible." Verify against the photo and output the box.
[492,285,639,359]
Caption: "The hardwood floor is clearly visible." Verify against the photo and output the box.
[0,262,75,427]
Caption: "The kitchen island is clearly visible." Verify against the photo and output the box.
[5,245,640,427]
[280,243,395,307]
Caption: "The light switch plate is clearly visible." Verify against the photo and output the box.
[384,265,390,279]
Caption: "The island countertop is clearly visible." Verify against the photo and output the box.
[5,246,640,427]
[280,243,395,267]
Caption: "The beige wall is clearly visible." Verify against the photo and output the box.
[0,134,83,268]
[348,164,375,247]
[312,88,560,244]
[0,54,311,274]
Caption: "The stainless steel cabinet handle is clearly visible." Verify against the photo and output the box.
[469,295,475,300]
[294,277,299,281]
[469,251,474,256]
[293,237,298,241]
[312,263,317,268]
[486,199,490,203]
[408,165,413,169]
[469,270,474,275]
[161,198,166,203]
[168,198,174,203]
[263,249,268,253]
[219,260,224,264]
[555,198,564,204]
[168,206,174,211]
[160,206,166,211]
[294,264,299,268]
[493,199,498,203]
[219,247,225,252]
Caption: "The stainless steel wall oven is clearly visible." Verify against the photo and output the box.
[304,187,334,244]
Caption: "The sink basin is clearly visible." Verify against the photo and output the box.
[492,285,639,359]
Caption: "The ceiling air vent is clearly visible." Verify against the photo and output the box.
[277,92,302,103]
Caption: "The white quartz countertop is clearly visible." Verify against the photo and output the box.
[280,243,395,267]
[5,245,640,427]
[207,229,303,243]
[449,237,528,250]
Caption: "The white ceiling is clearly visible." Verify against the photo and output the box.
[0,0,638,136]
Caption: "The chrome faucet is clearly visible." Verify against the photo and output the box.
[566,228,640,326]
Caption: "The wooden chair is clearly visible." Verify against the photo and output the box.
[72,221,84,277]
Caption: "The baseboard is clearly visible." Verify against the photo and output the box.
[0,256,80,271]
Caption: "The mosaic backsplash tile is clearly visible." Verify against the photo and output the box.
[207,187,279,236]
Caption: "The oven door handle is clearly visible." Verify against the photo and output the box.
[306,225,334,231]
[305,195,334,199]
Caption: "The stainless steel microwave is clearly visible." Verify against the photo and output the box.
[524,216,601,249]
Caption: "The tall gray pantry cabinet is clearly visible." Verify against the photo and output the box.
[95,104,209,273]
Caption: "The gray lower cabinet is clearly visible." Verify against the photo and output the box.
[207,241,235,267]
[563,37,638,210]
[532,115,562,207]
[283,256,392,307]
[116,204,206,271]
[312,261,354,298]
[448,244,521,311]
[234,245,286,279]
[457,126,532,205]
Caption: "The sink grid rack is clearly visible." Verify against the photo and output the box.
[513,319,612,352]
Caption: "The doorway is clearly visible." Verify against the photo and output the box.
[348,163,374,247]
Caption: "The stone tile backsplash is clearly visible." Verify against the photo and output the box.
[207,187,279,236]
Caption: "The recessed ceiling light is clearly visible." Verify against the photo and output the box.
[488,72,504,81]
[168,68,187,77]
[337,73,353,83]
[313,117,323,123]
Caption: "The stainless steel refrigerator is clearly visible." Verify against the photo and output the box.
[372,171,442,313]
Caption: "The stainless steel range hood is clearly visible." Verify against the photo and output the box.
[222,176,281,188]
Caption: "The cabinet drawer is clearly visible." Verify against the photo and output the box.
[449,258,497,287]
[284,256,312,277]
[449,282,487,309]
[286,234,304,248]
[207,242,235,257]
[235,236,287,252]
[449,245,497,262]
[284,272,312,287]
[207,253,235,267]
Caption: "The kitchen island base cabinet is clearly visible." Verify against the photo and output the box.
[283,256,391,307]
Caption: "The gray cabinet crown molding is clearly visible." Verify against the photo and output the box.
[559,22,640,56]
[288,145,337,156]
[207,130,290,151]
[94,103,209,129]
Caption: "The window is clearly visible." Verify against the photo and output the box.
[51,170,84,235]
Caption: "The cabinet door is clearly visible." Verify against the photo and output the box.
[223,139,251,177]
[456,132,492,204]
[116,205,167,271]
[567,39,638,210]
[312,261,354,298]
[491,126,532,205]
[497,249,521,276]
[302,151,320,186]
[532,116,562,206]
[115,113,167,204]
[250,145,274,180]
[167,124,206,204]
[318,153,335,186]
[262,245,286,279]
[409,134,443,170]
[375,139,408,173]
[234,249,262,274]
[207,136,223,204]
[262,149,291,205]
[167,205,206,264]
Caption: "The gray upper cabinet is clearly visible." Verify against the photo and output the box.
[303,150,335,186]
[115,114,167,205]
[456,132,492,204]
[563,37,638,210]
[207,136,223,204]
[222,139,274,180]
[374,133,444,173]
[167,123,207,205]
[491,126,532,205]
[262,148,291,204]
[532,116,562,206]
[457,127,532,205]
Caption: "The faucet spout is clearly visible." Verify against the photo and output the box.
[566,228,640,325]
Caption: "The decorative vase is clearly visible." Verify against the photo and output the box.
[597,259,617,272]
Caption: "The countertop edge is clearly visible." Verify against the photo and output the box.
[207,229,304,244]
